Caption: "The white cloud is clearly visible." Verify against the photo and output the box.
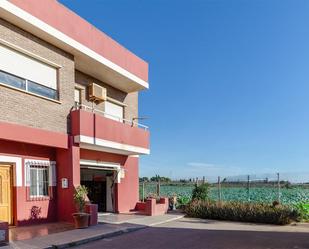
[187,162,216,169]
[184,162,245,181]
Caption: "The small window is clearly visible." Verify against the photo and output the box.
[74,88,81,106]
[30,166,49,197]
[104,101,124,122]
[25,160,56,200]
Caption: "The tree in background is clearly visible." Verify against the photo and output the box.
[139,177,149,182]
[150,175,171,182]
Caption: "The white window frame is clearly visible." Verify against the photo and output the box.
[29,166,49,198]
[74,87,82,106]
[25,160,56,199]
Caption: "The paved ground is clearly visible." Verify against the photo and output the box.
[9,222,74,241]
[75,218,309,249]
[98,212,183,225]
[4,213,184,249]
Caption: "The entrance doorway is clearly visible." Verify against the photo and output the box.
[0,165,13,224]
[82,179,107,212]
[80,168,115,213]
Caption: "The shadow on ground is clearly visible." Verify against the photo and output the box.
[75,223,309,249]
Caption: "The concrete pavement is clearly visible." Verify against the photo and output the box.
[4,213,184,249]
[75,218,309,249]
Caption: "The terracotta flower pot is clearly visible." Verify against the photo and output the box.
[72,213,90,229]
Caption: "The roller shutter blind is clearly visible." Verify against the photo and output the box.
[0,43,57,89]
[104,101,124,122]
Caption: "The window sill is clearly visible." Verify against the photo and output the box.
[29,196,51,201]
[0,82,61,104]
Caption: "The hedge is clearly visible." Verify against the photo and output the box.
[185,200,300,225]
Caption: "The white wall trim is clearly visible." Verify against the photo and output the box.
[80,159,120,169]
[74,135,150,155]
[0,1,149,90]
[0,155,22,186]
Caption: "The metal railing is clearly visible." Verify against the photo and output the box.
[73,103,149,130]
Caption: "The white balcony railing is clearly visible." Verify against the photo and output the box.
[73,104,149,130]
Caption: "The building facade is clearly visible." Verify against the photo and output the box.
[0,0,150,226]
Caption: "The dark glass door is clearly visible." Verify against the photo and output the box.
[81,180,107,212]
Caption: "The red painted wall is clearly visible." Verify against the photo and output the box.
[56,137,80,223]
[115,156,139,213]
[0,140,57,226]
[0,130,140,224]
[9,0,148,82]
[0,121,68,149]
[80,149,127,165]
[71,110,150,149]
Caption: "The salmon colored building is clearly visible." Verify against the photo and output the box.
[0,0,150,226]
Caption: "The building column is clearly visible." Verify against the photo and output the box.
[56,136,80,222]
[115,156,139,213]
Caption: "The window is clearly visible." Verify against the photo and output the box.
[30,166,49,197]
[0,43,58,100]
[25,160,56,199]
[0,70,25,89]
[28,80,58,100]
[74,88,81,106]
[104,101,124,122]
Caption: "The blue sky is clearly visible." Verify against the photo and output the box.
[60,0,309,181]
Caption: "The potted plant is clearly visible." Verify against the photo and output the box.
[72,185,90,229]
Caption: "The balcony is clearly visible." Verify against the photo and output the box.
[70,105,150,155]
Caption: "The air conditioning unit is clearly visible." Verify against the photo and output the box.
[88,83,107,102]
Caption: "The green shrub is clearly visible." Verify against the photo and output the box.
[177,195,191,209]
[73,185,88,213]
[295,202,309,221]
[185,200,300,225]
[192,183,210,201]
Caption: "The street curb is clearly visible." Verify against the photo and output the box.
[49,226,146,249]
